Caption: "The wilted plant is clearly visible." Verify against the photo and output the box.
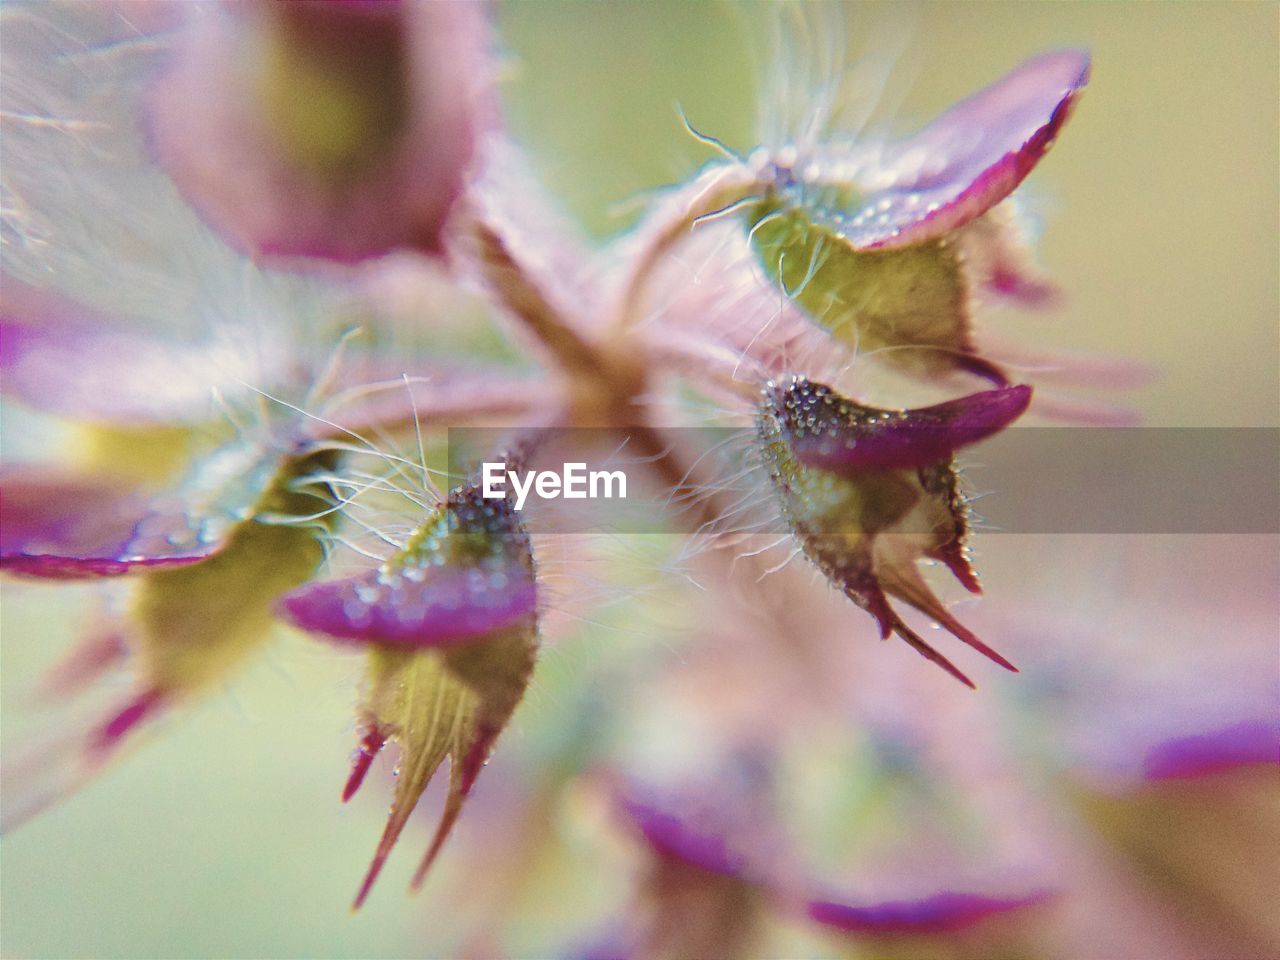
[2,3,1275,958]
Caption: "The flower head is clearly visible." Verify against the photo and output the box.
[4,4,1271,957]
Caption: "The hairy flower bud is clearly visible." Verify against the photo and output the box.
[280,468,539,907]
[756,376,1030,686]
[744,51,1089,384]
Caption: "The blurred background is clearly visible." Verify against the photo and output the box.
[1,2,1276,958]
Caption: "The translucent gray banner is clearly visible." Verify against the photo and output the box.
[446,427,1280,535]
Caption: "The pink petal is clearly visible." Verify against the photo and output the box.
[279,565,537,649]
[612,768,789,886]
[0,681,171,833]
[1027,391,1144,426]
[0,471,220,579]
[959,205,1064,308]
[0,280,274,425]
[39,627,129,699]
[816,50,1089,250]
[1143,721,1279,781]
[980,332,1158,391]
[620,794,752,880]
[146,1,488,264]
[808,889,1055,937]
[772,380,1032,473]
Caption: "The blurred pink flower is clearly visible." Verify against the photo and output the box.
[147,0,490,264]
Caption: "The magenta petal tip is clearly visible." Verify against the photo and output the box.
[837,49,1090,251]
[777,380,1032,473]
[279,567,537,650]
[807,888,1056,937]
[1142,721,1280,782]
[620,795,749,879]
[0,473,224,580]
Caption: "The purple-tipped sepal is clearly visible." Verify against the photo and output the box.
[794,50,1090,251]
[279,483,537,649]
[775,381,1032,474]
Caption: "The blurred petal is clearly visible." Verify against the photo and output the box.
[623,796,752,879]
[38,625,129,700]
[0,470,213,578]
[611,767,780,960]
[1143,721,1279,781]
[1078,765,1280,955]
[957,205,1062,308]
[147,1,488,263]
[979,332,1157,392]
[616,775,781,884]
[808,889,1055,960]
[0,280,275,425]
[808,888,1053,936]
[964,531,1279,950]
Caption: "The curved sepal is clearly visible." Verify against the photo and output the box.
[794,50,1090,251]
[746,202,1005,384]
[0,472,213,579]
[280,481,536,648]
[771,381,1031,474]
[1,447,336,830]
[745,50,1088,382]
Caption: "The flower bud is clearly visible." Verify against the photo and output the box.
[756,376,1030,686]
[280,469,539,908]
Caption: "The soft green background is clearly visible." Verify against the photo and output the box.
[2,2,1277,958]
